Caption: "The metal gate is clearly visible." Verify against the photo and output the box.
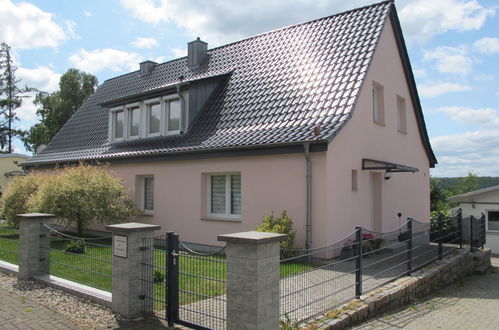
[141,232,227,329]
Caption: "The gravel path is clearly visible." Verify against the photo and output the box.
[0,272,170,329]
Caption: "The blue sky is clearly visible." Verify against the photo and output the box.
[1,0,498,177]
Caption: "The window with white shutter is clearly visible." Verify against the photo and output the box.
[208,173,241,218]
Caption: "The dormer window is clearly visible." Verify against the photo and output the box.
[128,105,140,138]
[165,97,181,134]
[110,92,187,143]
[113,110,124,140]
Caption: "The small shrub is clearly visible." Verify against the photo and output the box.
[153,269,165,283]
[280,314,299,330]
[256,210,296,257]
[63,240,86,254]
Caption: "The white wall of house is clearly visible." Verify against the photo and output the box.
[452,189,499,254]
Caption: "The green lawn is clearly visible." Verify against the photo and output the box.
[0,224,313,306]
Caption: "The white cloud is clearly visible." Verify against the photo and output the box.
[17,66,61,93]
[83,10,93,17]
[474,37,499,54]
[398,0,495,43]
[437,106,499,126]
[171,47,186,58]
[431,130,499,176]
[423,46,473,75]
[69,48,143,73]
[119,0,495,46]
[119,0,375,46]
[418,82,471,98]
[431,106,499,176]
[131,37,159,49]
[0,0,73,49]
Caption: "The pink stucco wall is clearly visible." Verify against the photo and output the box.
[318,18,431,247]
[108,152,325,247]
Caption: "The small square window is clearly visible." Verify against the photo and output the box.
[372,82,384,125]
[397,96,407,133]
[208,173,241,218]
[488,211,499,231]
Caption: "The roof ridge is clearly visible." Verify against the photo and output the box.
[102,0,392,84]
[207,0,392,53]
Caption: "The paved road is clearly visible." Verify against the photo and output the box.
[0,286,81,330]
[355,257,499,330]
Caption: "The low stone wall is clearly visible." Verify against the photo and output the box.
[305,248,491,329]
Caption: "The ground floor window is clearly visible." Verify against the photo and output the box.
[136,175,154,214]
[208,173,241,219]
[488,211,499,231]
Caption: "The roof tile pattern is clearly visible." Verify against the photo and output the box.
[25,1,392,166]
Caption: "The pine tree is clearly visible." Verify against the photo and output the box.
[0,42,31,152]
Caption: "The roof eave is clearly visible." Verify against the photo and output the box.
[389,4,437,168]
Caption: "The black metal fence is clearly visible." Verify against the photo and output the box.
[279,211,486,323]
[0,222,19,264]
[41,224,113,291]
[141,232,227,330]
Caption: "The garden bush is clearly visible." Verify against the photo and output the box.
[35,164,136,235]
[1,173,49,227]
[256,210,296,254]
[63,240,86,254]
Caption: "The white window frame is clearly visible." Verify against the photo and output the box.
[140,175,154,215]
[110,106,126,142]
[486,209,499,232]
[372,81,385,125]
[144,98,162,137]
[397,95,407,134]
[126,102,141,139]
[207,173,241,220]
[163,95,182,135]
[109,93,185,143]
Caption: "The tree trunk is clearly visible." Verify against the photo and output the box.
[77,215,83,236]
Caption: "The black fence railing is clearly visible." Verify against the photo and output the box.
[279,211,486,323]
[0,222,19,265]
[141,232,227,330]
[41,224,113,292]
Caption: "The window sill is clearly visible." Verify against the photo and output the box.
[397,129,407,134]
[138,210,155,217]
[373,120,385,126]
[201,217,241,223]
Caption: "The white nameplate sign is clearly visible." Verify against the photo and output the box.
[113,235,128,258]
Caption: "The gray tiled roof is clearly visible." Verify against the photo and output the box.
[24,1,433,167]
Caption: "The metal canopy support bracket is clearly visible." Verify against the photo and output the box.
[361,158,419,173]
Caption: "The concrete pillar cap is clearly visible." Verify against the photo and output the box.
[106,222,160,232]
[218,231,287,244]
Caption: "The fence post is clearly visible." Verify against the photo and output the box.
[470,216,475,252]
[166,232,179,327]
[438,214,443,260]
[355,227,362,299]
[17,213,54,280]
[218,231,286,330]
[457,210,463,249]
[407,218,413,276]
[106,222,160,318]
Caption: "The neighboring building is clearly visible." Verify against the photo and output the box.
[0,153,30,193]
[449,186,499,253]
[22,1,436,248]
